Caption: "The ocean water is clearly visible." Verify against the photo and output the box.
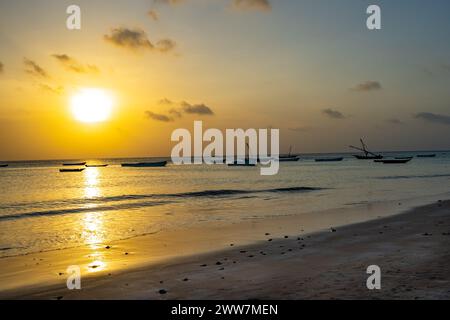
[0,152,450,257]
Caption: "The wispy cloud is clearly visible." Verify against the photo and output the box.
[148,10,159,21]
[387,118,403,125]
[415,112,450,125]
[322,108,345,119]
[181,101,215,115]
[231,0,272,12]
[351,81,382,92]
[38,83,64,95]
[104,27,176,53]
[52,54,99,74]
[146,99,215,122]
[145,111,174,122]
[23,58,48,78]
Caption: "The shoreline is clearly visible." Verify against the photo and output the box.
[1,198,449,299]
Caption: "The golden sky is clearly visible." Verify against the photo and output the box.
[1,0,450,160]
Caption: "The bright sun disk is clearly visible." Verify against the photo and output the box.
[70,88,114,123]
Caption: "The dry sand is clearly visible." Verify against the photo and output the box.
[1,199,449,300]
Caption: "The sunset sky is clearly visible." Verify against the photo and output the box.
[1,0,450,160]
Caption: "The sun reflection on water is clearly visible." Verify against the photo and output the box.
[81,167,107,272]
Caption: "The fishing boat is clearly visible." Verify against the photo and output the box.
[279,146,300,162]
[60,168,85,172]
[350,139,383,160]
[63,162,87,166]
[228,143,257,167]
[417,154,436,158]
[315,157,344,162]
[85,164,108,168]
[0,164,8,168]
[395,156,413,160]
[374,158,412,164]
[121,161,167,167]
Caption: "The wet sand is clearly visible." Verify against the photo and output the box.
[1,199,449,300]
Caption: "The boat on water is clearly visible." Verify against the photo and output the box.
[350,139,383,160]
[121,161,167,167]
[228,159,257,167]
[60,168,85,172]
[395,156,413,160]
[279,146,300,162]
[63,162,87,166]
[417,154,436,158]
[374,158,412,164]
[0,164,8,168]
[315,157,344,162]
[85,164,108,168]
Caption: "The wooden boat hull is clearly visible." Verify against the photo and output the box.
[315,157,344,162]
[417,154,436,158]
[0,164,8,167]
[121,161,167,167]
[353,155,383,160]
[279,156,300,162]
[60,168,85,172]
[374,159,412,164]
[85,164,108,168]
[63,162,87,166]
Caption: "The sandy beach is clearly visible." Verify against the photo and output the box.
[1,199,449,300]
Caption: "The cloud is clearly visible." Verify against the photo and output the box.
[322,108,345,119]
[145,111,174,122]
[23,58,48,78]
[181,101,215,115]
[351,81,382,92]
[146,99,215,122]
[0,62,3,73]
[104,27,176,53]
[38,83,64,94]
[52,54,99,74]
[415,112,450,125]
[387,118,403,125]
[148,10,159,21]
[231,0,271,11]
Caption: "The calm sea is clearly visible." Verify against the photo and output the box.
[1,151,450,257]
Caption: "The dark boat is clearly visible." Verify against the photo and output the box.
[228,159,257,167]
[279,146,300,162]
[85,164,108,168]
[417,154,436,158]
[121,161,167,167]
[60,168,85,172]
[374,158,412,164]
[350,139,383,160]
[63,162,87,166]
[315,157,344,162]
[0,164,8,168]
[395,156,413,160]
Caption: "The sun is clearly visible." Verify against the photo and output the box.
[70,88,114,123]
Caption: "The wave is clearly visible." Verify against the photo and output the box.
[0,186,321,221]
[377,173,450,180]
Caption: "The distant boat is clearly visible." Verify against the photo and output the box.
[279,146,300,162]
[63,162,87,166]
[60,168,85,172]
[121,161,167,167]
[85,164,108,168]
[228,159,257,167]
[315,157,344,162]
[374,158,412,164]
[0,164,8,168]
[395,156,413,160]
[350,139,383,160]
[417,154,436,158]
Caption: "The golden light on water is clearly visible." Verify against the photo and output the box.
[70,88,114,123]
[81,167,107,272]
